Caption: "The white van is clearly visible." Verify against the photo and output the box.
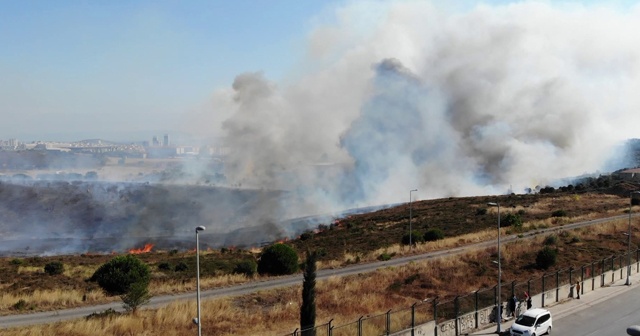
[509,308,552,336]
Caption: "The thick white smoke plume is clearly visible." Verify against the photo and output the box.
[213,1,640,216]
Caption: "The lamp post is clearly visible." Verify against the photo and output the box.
[627,192,640,286]
[409,189,418,250]
[194,226,206,336]
[488,202,501,334]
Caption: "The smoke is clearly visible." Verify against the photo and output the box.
[211,0,640,213]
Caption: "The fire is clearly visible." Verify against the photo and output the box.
[128,243,154,254]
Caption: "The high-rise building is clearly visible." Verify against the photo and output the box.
[163,134,169,147]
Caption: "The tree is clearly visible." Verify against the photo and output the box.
[536,246,558,269]
[121,281,151,313]
[90,255,150,296]
[257,243,299,276]
[300,252,317,336]
[44,261,64,275]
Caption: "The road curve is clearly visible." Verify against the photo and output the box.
[1,212,636,329]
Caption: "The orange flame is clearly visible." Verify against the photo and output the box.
[129,243,154,254]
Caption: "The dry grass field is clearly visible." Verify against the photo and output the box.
[2,182,640,335]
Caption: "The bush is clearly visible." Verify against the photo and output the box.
[44,261,64,275]
[551,210,568,217]
[299,231,313,241]
[13,299,27,311]
[401,231,424,245]
[475,208,487,216]
[424,228,445,242]
[157,262,171,271]
[174,262,189,272]
[90,255,150,296]
[257,243,299,276]
[121,281,151,313]
[536,246,558,269]
[502,213,522,228]
[10,258,23,266]
[377,253,392,261]
[234,259,258,277]
[543,235,558,246]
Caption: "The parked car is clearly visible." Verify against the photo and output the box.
[509,308,552,336]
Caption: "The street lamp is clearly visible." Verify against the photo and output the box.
[627,192,640,286]
[409,189,418,250]
[194,226,206,336]
[488,202,501,334]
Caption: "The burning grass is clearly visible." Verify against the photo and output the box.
[4,216,635,335]
[0,189,638,331]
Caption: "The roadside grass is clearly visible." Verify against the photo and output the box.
[6,218,631,336]
[0,190,636,322]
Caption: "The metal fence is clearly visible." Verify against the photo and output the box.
[284,247,640,336]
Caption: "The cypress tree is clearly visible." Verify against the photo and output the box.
[300,251,317,336]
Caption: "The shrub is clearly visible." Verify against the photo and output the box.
[10,258,23,266]
[234,259,258,277]
[168,249,179,256]
[174,262,189,272]
[299,231,313,241]
[551,210,568,217]
[502,213,522,228]
[424,228,445,242]
[377,253,392,261]
[121,281,151,313]
[44,261,64,275]
[475,208,487,216]
[157,262,171,271]
[90,255,150,296]
[13,299,27,311]
[257,243,299,276]
[401,231,424,245]
[543,235,558,246]
[536,246,558,269]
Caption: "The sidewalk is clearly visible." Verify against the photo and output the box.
[469,270,640,335]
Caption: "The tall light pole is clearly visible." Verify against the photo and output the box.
[488,202,501,334]
[194,226,206,336]
[627,192,640,286]
[409,189,418,250]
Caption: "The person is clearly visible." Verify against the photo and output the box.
[576,281,581,299]
[524,291,532,309]
[509,294,517,317]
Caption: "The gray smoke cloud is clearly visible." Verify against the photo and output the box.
[211,0,640,216]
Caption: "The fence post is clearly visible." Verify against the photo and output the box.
[358,316,363,336]
[611,257,615,283]
[434,298,438,336]
[475,291,479,329]
[411,303,416,336]
[591,262,595,290]
[581,265,585,296]
[569,267,573,287]
[527,279,531,299]
[556,271,560,302]
[386,310,392,335]
[293,328,298,336]
[541,274,546,307]
[620,255,624,279]
[454,296,460,336]
[601,258,606,287]
[637,249,640,273]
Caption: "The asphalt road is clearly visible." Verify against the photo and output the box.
[552,284,640,335]
[1,212,637,329]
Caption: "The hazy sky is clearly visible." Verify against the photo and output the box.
[0,0,636,142]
